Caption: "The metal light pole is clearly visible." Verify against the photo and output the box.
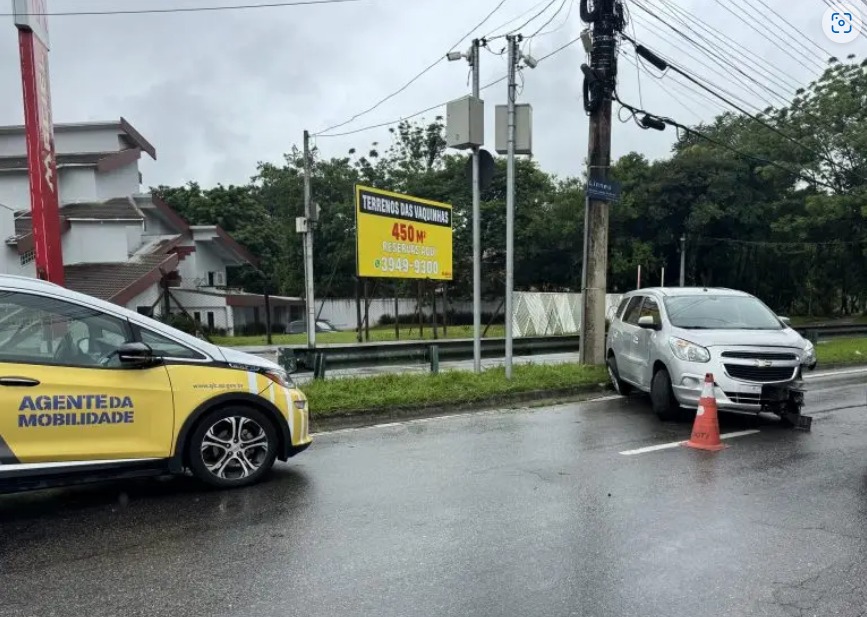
[679,234,686,287]
[302,130,316,350]
[448,40,483,373]
[471,39,482,375]
[505,34,519,379]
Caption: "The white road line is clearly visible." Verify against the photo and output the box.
[312,394,626,436]
[619,429,761,456]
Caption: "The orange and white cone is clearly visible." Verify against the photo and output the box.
[684,373,727,452]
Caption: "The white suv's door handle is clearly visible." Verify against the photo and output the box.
[632,335,639,344]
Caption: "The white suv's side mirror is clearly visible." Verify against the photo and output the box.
[779,316,791,326]
[638,315,660,330]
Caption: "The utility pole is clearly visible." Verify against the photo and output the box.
[302,130,316,350]
[579,0,620,365]
[504,34,520,379]
[471,38,482,375]
[679,234,686,286]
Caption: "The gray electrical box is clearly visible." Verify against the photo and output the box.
[446,95,484,149]
[495,104,533,155]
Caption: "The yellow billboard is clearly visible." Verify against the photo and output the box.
[355,185,453,281]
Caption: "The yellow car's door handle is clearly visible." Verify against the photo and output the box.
[0,376,40,387]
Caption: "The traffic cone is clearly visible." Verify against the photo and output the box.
[684,373,727,452]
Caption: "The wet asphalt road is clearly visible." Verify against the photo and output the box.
[1,379,866,617]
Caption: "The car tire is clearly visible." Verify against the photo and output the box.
[606,355,632,395]
[651,367,682,421]
[188,407,279,489]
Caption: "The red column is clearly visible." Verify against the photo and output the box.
[16,8,64,284]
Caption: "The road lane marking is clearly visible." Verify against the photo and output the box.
[619,429,760,456]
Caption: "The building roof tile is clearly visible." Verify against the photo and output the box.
[64,254,177,304]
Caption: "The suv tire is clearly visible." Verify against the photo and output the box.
[651,367,682,421]
[606,355,632,395]
[189,407,279,489]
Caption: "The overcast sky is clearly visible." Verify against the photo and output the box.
[0,0,865,190]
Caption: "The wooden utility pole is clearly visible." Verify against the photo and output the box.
[579,0,620,365]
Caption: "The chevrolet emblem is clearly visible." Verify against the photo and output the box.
[754,359,773,368]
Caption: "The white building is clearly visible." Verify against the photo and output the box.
[0,118,301,335]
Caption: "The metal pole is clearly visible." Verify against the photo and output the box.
[394,286,400,340]
[471,38,482,374]
[637,265,642,289]
[303,130,316,350]
[505,34,518,379]
[264,286,273,345]
[355,277,362,343]
[661,267,665,288]
[679,234,686,286]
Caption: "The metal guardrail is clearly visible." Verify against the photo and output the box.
[278,335,581,373]
[276,324,867,377]
[794,324,867,342]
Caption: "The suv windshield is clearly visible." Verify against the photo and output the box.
[663,295,783,330]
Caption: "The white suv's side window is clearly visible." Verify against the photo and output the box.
[622,297,644,326]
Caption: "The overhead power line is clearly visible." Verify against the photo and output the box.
[745,0,833,60]
[488,0,560,40]
[0,0,363,16]
[318,34,582,138]
[712,0,827,72]
[641,0,802,97]
[647,0,805,92]
[613,94,835,191]
[314,0,509,136]
[621,35,842,176]
[526,0,571,39]
[529,0,574,39]
[629,1,791,109]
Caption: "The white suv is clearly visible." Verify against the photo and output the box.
[605,287,817,423]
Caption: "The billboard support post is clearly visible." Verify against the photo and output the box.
[14,0,64,284]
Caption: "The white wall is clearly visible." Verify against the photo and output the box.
[125,224,144,256]
[0,133,27,158]
[0,247,36,277]
[177,246,198,287]
[54,127,123,155]
[140,208,174,236]
[58,167,97,204]
[96,165,140,200]
[124,283,162,316]
[0,173,32,211]
[62,222,128,264]
[194,242,226,286]
[176,242,226,289]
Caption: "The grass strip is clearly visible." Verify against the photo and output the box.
[817,337,867,366]
[303,362,608,417]
[213,324,507,347]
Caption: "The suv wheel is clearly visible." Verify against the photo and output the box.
[606,355,632,395]
[650,367,682,421]
[189,407,279,488]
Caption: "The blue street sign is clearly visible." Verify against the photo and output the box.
[587,178,622,202]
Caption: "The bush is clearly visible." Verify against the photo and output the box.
[236,322,286,336]
[161,313,198,335]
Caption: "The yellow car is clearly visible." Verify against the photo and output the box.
[0,275,311,492]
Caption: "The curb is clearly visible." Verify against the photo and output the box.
[309,383,613,433]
